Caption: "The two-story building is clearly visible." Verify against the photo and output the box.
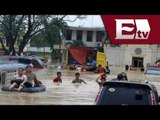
[106,44,160,68]
[62,26,107,47]
[26,26,160,67]
[53,26,108,63]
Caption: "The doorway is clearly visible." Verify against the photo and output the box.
[132,57,143,68]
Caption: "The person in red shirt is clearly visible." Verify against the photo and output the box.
[53,72,62,83]
[95,64,105,73]
[95,73,107,87]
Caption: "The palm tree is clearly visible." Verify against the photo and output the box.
[43,17,69,62]
[65,40,86,48]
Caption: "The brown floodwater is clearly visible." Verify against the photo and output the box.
[0,65,160,105]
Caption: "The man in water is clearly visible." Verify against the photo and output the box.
[17,65,41,91]
[9,67,27,90]
[111,72,128,81]
[72,72,87,84]
[53,72,62,83]
[95,64,105,73]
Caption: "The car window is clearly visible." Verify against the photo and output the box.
[97,85,152,105]
[145,69,160,75]
[18,58,31,64]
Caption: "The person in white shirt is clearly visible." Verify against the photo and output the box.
[9,68,27,90]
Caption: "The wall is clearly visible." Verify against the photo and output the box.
[124,46,152,67]
[106,47,121,66]
[63,29,106,47]
[106,45,153,67]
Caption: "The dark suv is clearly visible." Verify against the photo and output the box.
[95,81,159,105]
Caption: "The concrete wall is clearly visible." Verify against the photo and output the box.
[106,47,121,66]
[27,47,51,53]
[63,29,106,47]
[106,45,154,67]
[124,47,152,67]
[156,48,160,61]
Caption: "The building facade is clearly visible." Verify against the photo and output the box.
[26,26,160,67]
[63,26,107,47]
[54,26,108,62]
[106,44,160,67]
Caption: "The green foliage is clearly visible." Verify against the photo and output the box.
[51,49,61,60]
[30,31,49,47]
[65,40,86,48]
[0,15,86,56]
[43,17,69,50]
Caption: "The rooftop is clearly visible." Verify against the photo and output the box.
[68,26,106,31]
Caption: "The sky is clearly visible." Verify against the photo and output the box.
[66,15,104,27]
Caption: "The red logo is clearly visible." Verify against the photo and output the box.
[115,19,150,39]
[101,15,160,44]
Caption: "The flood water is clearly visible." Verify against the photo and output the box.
[0,65,160,105]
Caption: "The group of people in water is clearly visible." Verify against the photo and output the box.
[8,63,127,91]
[53,63,128,88]
[53,71,87,84]
[8,65,42,91]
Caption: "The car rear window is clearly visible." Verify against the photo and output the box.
[18,58,31,64]
[145,67,160,75]
[145,69,160,75]
[97,82,152,105]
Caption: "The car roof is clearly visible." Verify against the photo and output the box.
[146,66,160,70]
[103,81,153,90]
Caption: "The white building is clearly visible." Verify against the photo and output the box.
[53,26,108,62]
[62,26,107,47]
[106,44,160,67]
[26,26,160,67]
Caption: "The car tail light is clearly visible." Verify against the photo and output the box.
[150,91,157,105]
[95,87,103,103]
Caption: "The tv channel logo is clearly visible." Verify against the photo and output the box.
[115,19,151,39]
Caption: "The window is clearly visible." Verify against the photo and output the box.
[66,30,72,40]
[87,31,93,42]
[97,84,152,105]
[96,31,104,42]
[76,30,83,41]
[145,69,160,75]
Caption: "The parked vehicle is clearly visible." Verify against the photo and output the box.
[144,66,160,75]
[95,81,159,105]
[67,47,108,71]
[1,56,47,69]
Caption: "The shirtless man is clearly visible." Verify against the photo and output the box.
[17,65,41,91]
[72,72,87,84]
[9,68,27,90]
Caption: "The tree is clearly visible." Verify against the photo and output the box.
[18,15,47,55]
[65,40,86,48]
[0,15,47,55]
[0,15,25,55]
[43,17,68,61]
[0,36,6,50]
[0,15,87,56]
[30,31,49,47]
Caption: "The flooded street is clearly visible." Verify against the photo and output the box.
[0,65,160,105]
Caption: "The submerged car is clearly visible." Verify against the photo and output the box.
[1,56,47,69]
[95,80,159,105]
[144,66,160,75]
